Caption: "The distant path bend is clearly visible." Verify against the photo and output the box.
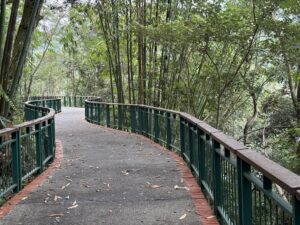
[0,107,201,225]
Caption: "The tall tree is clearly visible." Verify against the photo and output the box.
[0,0,44,119]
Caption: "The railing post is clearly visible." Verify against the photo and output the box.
[293,196,300,225]
[106,105,110,127]
[52,118,56,151]
[74,96,77,107]
[63,96,66,107]
[237,157,252,225]
[12,130,21,192]
[179,116,185,157]
[213,140,221,216]
[47,119,54,161]
[35,123,43,173]
[166,112,171,150]
[58,99,62,112]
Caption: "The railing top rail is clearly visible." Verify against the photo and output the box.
[0,99,57,136]
[85,99,182,115]
[237,149,300,194]
[0,127,18,136]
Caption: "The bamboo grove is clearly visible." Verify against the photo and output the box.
[0,0,299,173]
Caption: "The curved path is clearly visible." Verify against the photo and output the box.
[0,108,201,225]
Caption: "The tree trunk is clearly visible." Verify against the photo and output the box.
[0,0,44,118]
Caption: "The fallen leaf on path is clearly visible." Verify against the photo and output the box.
[61,183,71,190]
[68,205,78,209]
[145,182,161,189]
[206,216,215,219]
[67,201,78,209]
[54,195,62,202]
[174,185,189,191]
[48,213,64,217]
[179,214,187,220]
[21,197,28,201]
[121,170,129,175]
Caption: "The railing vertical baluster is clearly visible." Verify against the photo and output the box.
[293,195,300,225]
[130,105,136,132]
[138,107,142,133]
[188,123,194,167]
[74,96,77,107]
[179,117,185,157]
[166,112,171,150]
[12,130,21,192]
[35,107,38,119]
[35,123,43,173]
[118,105,122,130]
[154,109,159,142]
[141,107,144,134]
[85,101,88,120]
[106,105,110,127]
[47,119,54,161]
[97,103,101,125]
[64,96,66,107]
[144,108,149,136]
[237,157,252,225]
[213,140,221,216]
[198,129,205,188]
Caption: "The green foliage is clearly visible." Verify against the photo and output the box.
[20,0,300,173]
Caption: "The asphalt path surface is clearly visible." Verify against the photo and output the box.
[0,107,200,225]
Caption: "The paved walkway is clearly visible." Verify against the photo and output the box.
[0,108,200,225]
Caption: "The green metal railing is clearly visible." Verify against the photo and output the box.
[0,99,60,199]
[29,96,97,108]
[85,99,300,225]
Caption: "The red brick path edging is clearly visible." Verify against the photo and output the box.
[85,121,219,225]
[0,140,63,219]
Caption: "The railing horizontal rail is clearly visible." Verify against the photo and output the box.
[83,98,300,225]
[0,98,60,200]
